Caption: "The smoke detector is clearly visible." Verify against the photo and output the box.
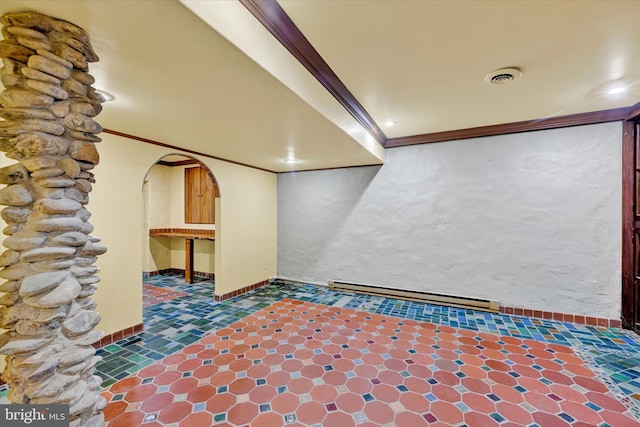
[484,67,522,85]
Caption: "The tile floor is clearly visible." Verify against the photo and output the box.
[2,272,640,427]
[97,273,640,426]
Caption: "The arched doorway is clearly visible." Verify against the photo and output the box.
[141,154,220,308]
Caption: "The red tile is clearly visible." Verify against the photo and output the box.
[176,358,201,372]
[573,376,609,393]
[310,384,338,404]
[108,411,144,427]
[227,402,259,425]
[485,359,510,372]
[179,412,212,427]
[138,364,166,379]
[462,392,495,414]
[297,401,329,424]
[404,376,430,394]
[431,384,461,403]
[288,377,313,394]
[610,319,622,328]
[512,364,541,378]
[600,409,640,427]
[323,370,347,386]
[491,383,525,404]
[496,401,533,425]
[205,392,235,414]
[488,370,517,387]
[524,392,561,413]
[124,384,157,402]
[586,391,628,412]
[430,401,463,424]
[186,385,216,403]
[141,392,174,412]
[210,370,236,386]
[251,412,285,426]
[586,316,598,326]
[559,400,602,424]
[364,400,394,424]
[532,411,570,427]
[109,377,141,394]
[336,392,365,412]
[345,377,373,394]
[549,384,587,403]
[271,392,301,414]
[266,370,291,387]
[192,364,218,379]
[518,377,551,395]
[229,377,254,394]
[324,411,356,427]
[395,411,431,426]
[157,401,193,424]
[249,384,277,403]
[169,377,198,394]
[103,401,127,421]
[541,369,573,386]
[400,391,430,413]
[163,353,187,365]
[464,411,500,427]
[371,383,401,403]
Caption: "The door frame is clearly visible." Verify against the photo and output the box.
[622,106,640,331]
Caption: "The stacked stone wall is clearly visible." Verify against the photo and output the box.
[0,11,106,427]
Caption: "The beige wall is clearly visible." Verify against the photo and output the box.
[142,165,172,272]
[88,132,277,335]
[0,135,276,342]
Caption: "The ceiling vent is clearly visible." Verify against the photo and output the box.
[484,67,522,85]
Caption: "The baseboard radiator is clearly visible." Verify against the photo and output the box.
[328,280,500,313]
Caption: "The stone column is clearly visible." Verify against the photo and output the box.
[0,12,107,427]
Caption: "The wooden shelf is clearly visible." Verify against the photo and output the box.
[148,228,214,283]
[149,228,215,240]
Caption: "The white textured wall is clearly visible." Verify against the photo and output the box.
[278,123,622,318]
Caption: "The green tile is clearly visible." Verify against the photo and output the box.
[101,378,116,388]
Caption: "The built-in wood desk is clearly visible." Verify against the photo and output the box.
[148,228,215,283]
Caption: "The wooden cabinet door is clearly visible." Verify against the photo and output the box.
[185,166,215,224]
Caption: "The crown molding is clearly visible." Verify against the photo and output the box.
[386,107,633,148]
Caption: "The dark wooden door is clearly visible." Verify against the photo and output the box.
[622,115,640,332]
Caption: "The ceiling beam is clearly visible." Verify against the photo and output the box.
[239,0,387,147]
[386,106,634,148]
[103,129,275,173]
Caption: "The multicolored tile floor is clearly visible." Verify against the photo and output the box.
[2,272,640,427]
[91,273,640,426]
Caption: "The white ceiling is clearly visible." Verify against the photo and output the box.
[1,0,639,172]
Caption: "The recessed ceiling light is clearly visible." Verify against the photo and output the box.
[607,86,627,95]
[383,120,397,127]
[284,158,298,163]
[95,89,115,102]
